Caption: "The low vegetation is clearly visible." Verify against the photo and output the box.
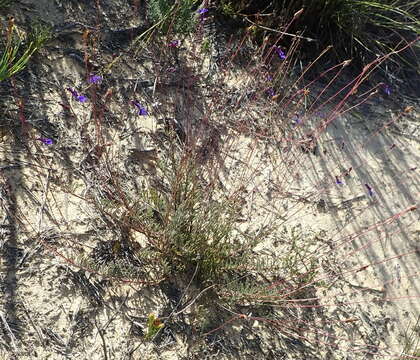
[0,0,418,358]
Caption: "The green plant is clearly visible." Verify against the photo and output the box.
[29,11,419,358]
[220,1,236,17]
[145,313,165,340]
[201,37,211,52]
[134,151,259,283]
[0,20,50,82]
[0,0,13,9]
[148,0,198,34]
[278,226,320,287]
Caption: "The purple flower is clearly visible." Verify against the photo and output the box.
[198,8,208,22]
[273,46,286,60]
[315,111,326,119]
[383,84,391,96]
[132,101,148,115]
[37,138,53,145]
[365,183,374,196]
[67,88,88,102]
[168,40,180,47]
[76,95,87,102]
[266,88,275,97]
[67,87,78,97]
[88,74,102,84]
[292,114,301,125]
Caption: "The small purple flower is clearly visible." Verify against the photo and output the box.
[76,95,87,102]
[273,46,286,60]
[198,8,208,22]
[365,183,374,196]
[315,111,326,119]
[37,138,53,145]
[67,87,78,97]
[88,74,102,84]
[292,114,301,125]
[266,88,275,97]
[267,75,273,81]
[67,88,88,102]
[132,101,148,115]
[383,84,391,96]
[168,40,180,47]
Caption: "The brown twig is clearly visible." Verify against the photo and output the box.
[242,15,317,42]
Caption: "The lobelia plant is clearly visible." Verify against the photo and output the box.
[12,3,419,359]
[50,21,418,355]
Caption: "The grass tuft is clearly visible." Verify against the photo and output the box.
[218,0,419,75]
[0,19,50,82]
